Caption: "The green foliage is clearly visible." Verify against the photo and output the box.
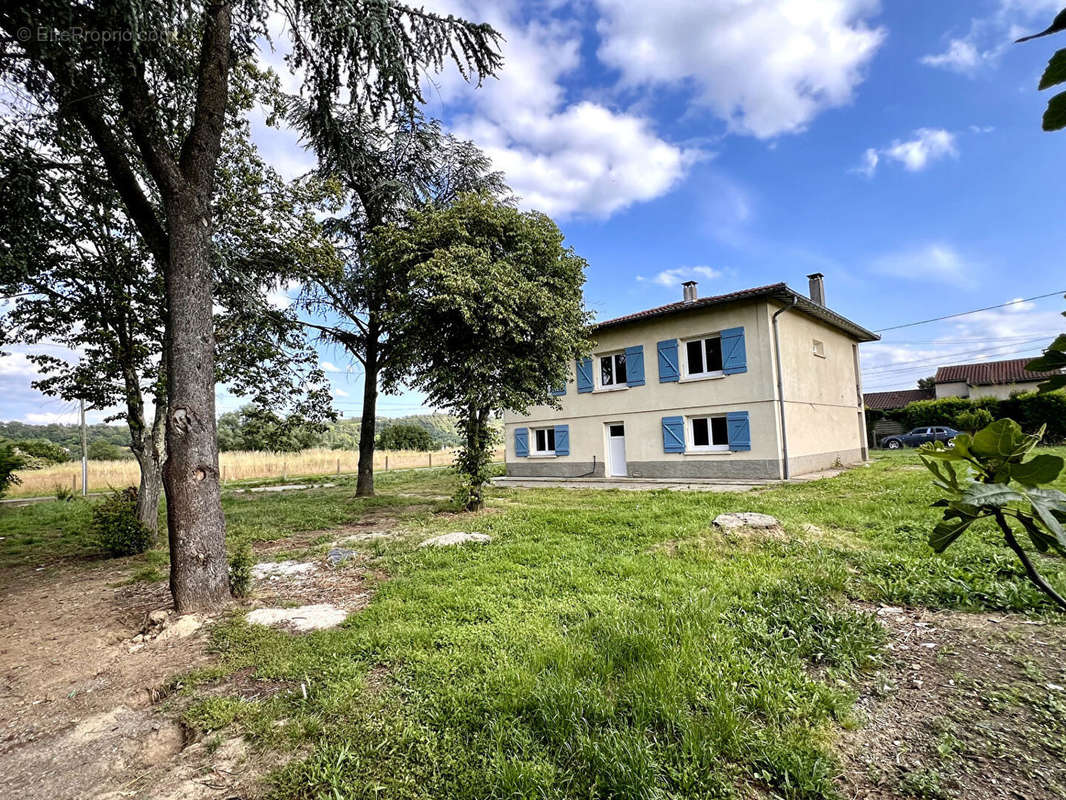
[881,392,1066,442]
[217,405,326,452]
[452,419,500,510]
[376,193,592,507]
[1027,332,1066,393]
[228,543,254,598]
[91,487,152,557]
[376,423,435,451]
[0,441,23,499]
[1018,9,1066,129]
[955,408,993,433]
[0,420,131,453]
[13,438,70,466]
[920,419,1066,610]
[87,440,126,461]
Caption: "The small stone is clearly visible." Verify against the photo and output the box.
[418,532,493,548]
[712,512,780,530]
[251,561,315,580]
[155,614,203,641]
[246,604,348,632]
[325,548,357,566]
[147,610,168,626]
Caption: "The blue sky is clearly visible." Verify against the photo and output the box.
[2,0,1065,424]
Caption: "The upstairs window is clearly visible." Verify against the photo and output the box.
[685,335,723,377]
[599,352,628,387]
[691,415,729,451]
[533,427,556,454]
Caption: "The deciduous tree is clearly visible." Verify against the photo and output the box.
[375,194,592,510]
[0,1,501,611]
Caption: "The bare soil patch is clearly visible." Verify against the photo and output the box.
[838,605,1066,799]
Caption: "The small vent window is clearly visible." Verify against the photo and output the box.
[812,339,826,358]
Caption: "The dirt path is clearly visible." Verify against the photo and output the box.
[0,561,257,799]
[838,605,1066,799]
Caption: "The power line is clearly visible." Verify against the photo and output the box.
[874,291,1066,333]
[861,337,1050,377]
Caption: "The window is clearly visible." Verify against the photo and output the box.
[533,427,556,454]
[812,339,826,358]
[684,335,723,377]
[690,415,729,451]
[599,351,628,387]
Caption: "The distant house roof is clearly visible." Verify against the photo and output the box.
[863,388,935,410]
[591,282,880,342]
[934,357,1060,387]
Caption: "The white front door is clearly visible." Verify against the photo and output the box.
[607,423,627,477]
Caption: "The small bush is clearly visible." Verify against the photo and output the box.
[229,543,254,598]
[92,487,151,557]
[955,408,993,433]
[54,484,75,501]
[0,442,23,499]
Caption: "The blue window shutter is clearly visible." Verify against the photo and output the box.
[721,327,747,374]
[657,339,680,382]
[662,416,685,453]
[625,345,645,387]
[514,427,529,458]
[576,357,593,393]
[554,425,570,456]
[726,411,751,451]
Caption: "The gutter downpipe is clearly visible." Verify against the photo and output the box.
[772,296,799,481]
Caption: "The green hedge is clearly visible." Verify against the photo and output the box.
[867,391,1066,443]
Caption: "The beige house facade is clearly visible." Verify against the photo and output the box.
[503,276,879,481]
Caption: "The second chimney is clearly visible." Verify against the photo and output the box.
[682,280,698,303]
[807,273,825,306]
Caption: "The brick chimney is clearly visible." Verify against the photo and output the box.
[682,280,698,303]
[807,273,825,306]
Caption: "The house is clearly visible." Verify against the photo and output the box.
[934,357,1059,400]
[502,274,879,481]
[863,388,934,411]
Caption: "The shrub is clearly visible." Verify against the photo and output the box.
[0,442,22,499]
[376,423,435,451]
[14,438,71,466]
[955,408,993,433]
[92,487,152,557]
[87,440,126,461]
[880,392,1066,443]
[229,543,254,598]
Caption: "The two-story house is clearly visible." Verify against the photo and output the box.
[503,274,879,481]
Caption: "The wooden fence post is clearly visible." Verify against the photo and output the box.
[428,452,432,468]
[282,460,287,481]
[385,454,389,471]
[72,474,77,494]
[336,458,341,476]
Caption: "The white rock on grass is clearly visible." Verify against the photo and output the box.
[246,604,348,632]
[252,561,315,580]
[712,512,780,530]
[418,532,492,548]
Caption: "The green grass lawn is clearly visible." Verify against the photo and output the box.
[3,450,1066,798]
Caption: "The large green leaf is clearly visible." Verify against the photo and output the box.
[1010,454,1065,487]
[1040,48,1066,89]
[1044,90,1066,131]
[1023,487,1066,547]
[970,419,1025,459]
[961,481,1026,508]
[929,515,976,552]
[1016,512,1066,556]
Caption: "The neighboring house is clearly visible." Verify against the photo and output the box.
[503,274,879,481]
[934,358,1060,400]
[863,388,934,411]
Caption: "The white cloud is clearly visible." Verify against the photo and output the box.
[920,1,1062,75]
[22,411,81,425]
[1004,297,1036,313]
[638,266,723,288]
[424,2,693,218]
[320,361,344,373]
[856,128,957,176]
[0,353,39,376]
[593,0,886,139]
[332,386,350,398]
[871,243,973,287]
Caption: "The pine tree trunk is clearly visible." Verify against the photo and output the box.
[356,322,379,497]
[162,194,229,613]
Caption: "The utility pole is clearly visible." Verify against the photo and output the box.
[80,399,88,496]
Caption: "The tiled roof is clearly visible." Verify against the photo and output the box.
[592,283,880,342]
[863,388,934,410]
[934,357,1061,387]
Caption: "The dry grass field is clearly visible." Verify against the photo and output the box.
[9,447,502,498]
